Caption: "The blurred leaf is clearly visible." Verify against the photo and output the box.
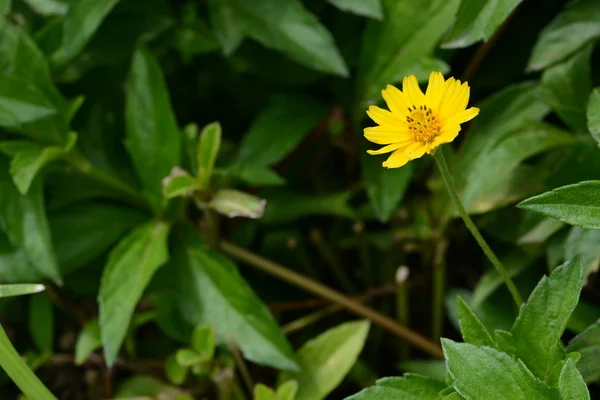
[165,353,188,385]
[0,158,61,282]
[568,300,600,334]
[206,0,244,55]
[0,284,45,298]
[261,190,355,223]
[197,122,221,190]
[209,189,266,219]
[564,227,600,279]
[456,296,497,348]
[23,0,68,16]
[236,94,328,167]
[191,324,216,361]
[0,75,57,129]
[0,0,10,14]
[222,0,348,76]
[588,88,600,145]
[114,375,192,399]
[566,318,600,383]
[540,45,591,132]
[518,181,600,229]
[74,319,101,365]
[442,340,559,399]
[558,358,590,399]
[99,221,170,367]
[527,0,600,71]
[517,218,565,246]
[162,167,200,199]
[171,228,298,371]
[173,20,220,60]
[327,0,383,19]
[175,348,204,366]
[29,292,53,352]
[345,374,446,400]
[0,132,77,194]
[50,0,121,67]
[442,0,522,48]
[358,0,459,104]
[125,48,182,210]
[511,257,583,383]
[276,380,298,400]
[280,320,370,400]
[254,384,275,400]
[361,149,413,222]
[398,360,447,381]
[219,164,286,187]
[49,202,148,276]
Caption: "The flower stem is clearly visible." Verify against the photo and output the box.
[433,150,523,307]
[432,239,448,342]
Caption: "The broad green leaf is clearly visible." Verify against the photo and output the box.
[276,380,298,400]
[345,374,446,400]
[220,164,286,187]
[511,257,584,383]
[0,157,61,282]
[564,227,600,279]
[527,0,600,71]
[29,292,53,352]
[566,319,600,383]
[254,384,275,400]
[361,149,413,222]
[209,189,266,219]
[456,296,497,348]
[442,340,559,400]
[175,348,204,366]
[461,122,574,214]
[0,284,45,298]
[197,122,221,190]
[22,0,68,16]
[206,0,244,55]
[558,358,590,400]
[443,0,522,48]
[50,0,121,67]
[517,181,600,229]
[0,132,77,194]
[0,75,57,129]
[165,354,188,385]
[280,320,370,400]
[125,48,182,210]
[357,0,459,104]
[191,324,216,361]
[162,167,201,199]
[588,88,600,145]
[540,45,591,132]
[222,0,348,76]
[99,221,170,367]
[49,202,148,276]
[327,0,383,20]
[236,94,329,167]
[399,360,447,381]
[171,228,298,371]
[261,190,355,223]
[114,375,192,399]
[74,319,101,365]
[442,393,464,400]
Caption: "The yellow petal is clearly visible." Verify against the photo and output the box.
[364,125,410,144]
[425,72,446,112]
[402,75,425,107]
[367,141,407,155]
[446,107,479,125]
[382,85,411,116]
[366,106,402,126]
[434,124,461,145]
[403,142,427,160]
[439,81,470,120]
[382,149,411,168]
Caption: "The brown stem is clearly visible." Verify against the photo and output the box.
[227,336,254,395]
[45,282,87,327]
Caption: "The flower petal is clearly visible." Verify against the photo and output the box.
[367,141,408,155]
[434,124,461,145]
[382,149,411,168]
[382,85,411,116]
[403,142,427,160]
[439,80,471,120]
[402,75,425,107]
[367,106,403,126]
[446,107,479,125]
[425,72,446,112]
[364,126,410,144]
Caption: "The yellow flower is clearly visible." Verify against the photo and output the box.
[364,72,479,168]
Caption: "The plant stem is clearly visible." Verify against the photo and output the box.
[433,151,523,307]
[431,239,448,342]
[219,240,444,359]
[282,303,342,335]
[395,266,410,361]
[227,336,253,395]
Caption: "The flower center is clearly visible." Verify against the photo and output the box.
[406,105,441,143]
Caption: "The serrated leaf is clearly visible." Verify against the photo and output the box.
[566,319,600,383]
[327,0,382,19]
[99,221,170,367]
[559,358,590,399]
[191,324,215,361]
[74,319,101,365]
[280,320,370,400]
[0,284,45,298]
[527,0,600,71]
[456,296,497,348]
[162,167,201,199]
[209,189,266,219]
[275,380,298,400]
[29,292,53,352]
[345,374,446,400]
[442,340,559,399]
[588,88,600,145]
[197,122,221,190]
[517,181,600,229]
[206,0,244,55]
[511,257,584,383]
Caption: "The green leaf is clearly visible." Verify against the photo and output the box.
[0,158,61,282]
[222,0,348,76]
[74,319,101,365]
[398,360,447,381]
[345,374,446,400]
[275,380,298,400]
[99,221,170,367]
[162,167,201,199]
[165,353,188,385]
[517,181,600,229]
[559,358,590,400]
[456,296,497,348]
[442,339,559,400]
[540,45,591,132]
[0,132,77,194]
[280,320,370,400]
[0,75,57,129]
[50,0,121,67]
[206,0,244,55]
[171,228,298,371]
[191,324,216,361]
[0,284,45,298]
[588,88,600,145]
[0,231,41,283]
[220,164,286,187]
[327,0,383,20]
[197,122,221,190]
[29,292,53,352]
[183,123,199,175]
[442,0,522,48]
[564,227,600,279]
[518,218,565,246]
[261,190,355,223]
[254,384,275,400]
[361,148,412,222]
[125,47,182,210]
[527,0,600,71]
[566,319,600,383]
[22,0,68,16]
[175,348,204,366]
[511,257,584,383]
[114,375,192,399]
[0,0,10,14]
[209,189,266,219]
[236,94,329,167]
